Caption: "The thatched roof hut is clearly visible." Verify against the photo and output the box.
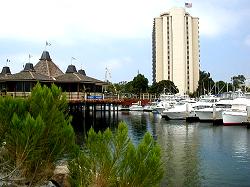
[0,62,54,92]
[0,50,106,96]
[55,64,106,92]
[34,51,64,78]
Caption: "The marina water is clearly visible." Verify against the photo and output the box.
[71,110,250,187]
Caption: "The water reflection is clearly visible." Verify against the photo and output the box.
[71,111,250,187]
[155,120,201,187]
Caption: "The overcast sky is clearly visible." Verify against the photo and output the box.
[0,0,250,84]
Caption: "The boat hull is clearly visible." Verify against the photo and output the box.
[195,109,223,121]
[222,111,247,125]
[129,107,144,111]
[162,111,187,120]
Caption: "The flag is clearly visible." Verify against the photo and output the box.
[29,54,32,58]
[72,57,77,60]
[185,2,192,8]
[6,59,10,62]
[46,41,51,46]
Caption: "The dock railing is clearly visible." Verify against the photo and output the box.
[1,91,158,102]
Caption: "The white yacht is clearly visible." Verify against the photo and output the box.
[194,90,245,122]
[129,102,144,111]
[161,99,197,120]
[143,101,158,112]
[222,97,250,125]
[194,99,232,121]
[153,93,176,114]
[222,110,247,125]
[192,95,220,121]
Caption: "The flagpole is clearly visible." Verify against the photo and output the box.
[71,57,76,65]
[45,41,51,51]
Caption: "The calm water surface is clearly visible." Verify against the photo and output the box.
[72,111,250,187]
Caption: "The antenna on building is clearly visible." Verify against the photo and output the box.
[28,54,32,63]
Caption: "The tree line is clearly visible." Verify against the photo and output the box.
[106,71,248,97]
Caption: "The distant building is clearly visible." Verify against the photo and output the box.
[152,7,200,94]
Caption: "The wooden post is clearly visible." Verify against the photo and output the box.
[213,104,216,121]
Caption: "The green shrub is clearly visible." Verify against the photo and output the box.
[0,83,77,186]
[0,96,28,145]
[69,122,164,187]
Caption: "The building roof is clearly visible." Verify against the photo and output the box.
[0,51,106,86]
[34,51,64,78]
[66,64,77,73]
[1,66,11,75]
[78,69,86,76]
[40,51,52,61]
[0,71,53,82]
[55,65,105,85]
[0,63,53,82]
[24,63,35,71]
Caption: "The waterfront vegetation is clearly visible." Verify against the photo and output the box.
[0,83,76,186]
[0,83,164,186]
[108,71,248,97]
[69,122,164,187]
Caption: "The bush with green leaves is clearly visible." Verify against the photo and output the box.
[69,122,164,187]
[0,83,77,186]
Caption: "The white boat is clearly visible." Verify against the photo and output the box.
[192,95,221,121]
[129,102,144,111]
[143,101,158,112]
[222,110,247,125]
[153,100,172,114]
[153,93,176,114]
[222,97,250,125]
[161,99,197,120]
[195,90,246,122]
[194,99,232,121]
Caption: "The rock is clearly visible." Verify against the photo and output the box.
[51,165,71,187]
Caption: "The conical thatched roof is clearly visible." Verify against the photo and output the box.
[55,72,105,84]
[0,63,53,82]
[78,69,86,76]
[55,65,105,85]
[66,65,77,73]
[34,51,64,78]
[1,71,53,81]
[1,66,11,75]
[24,63,35,71]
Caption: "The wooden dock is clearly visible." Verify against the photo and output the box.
[68,98,150,113]
[68,99,122,113]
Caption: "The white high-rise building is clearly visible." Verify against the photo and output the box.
[152,7,200,94]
